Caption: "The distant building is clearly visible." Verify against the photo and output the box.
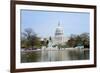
[54,22,64,44]
[42,22,69,46]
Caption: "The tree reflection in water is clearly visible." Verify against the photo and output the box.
[21,49,89,63]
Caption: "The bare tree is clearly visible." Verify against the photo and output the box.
[21,28,41,49]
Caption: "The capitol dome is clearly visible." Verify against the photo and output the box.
[55,22,64,36]
[54,22,64,45]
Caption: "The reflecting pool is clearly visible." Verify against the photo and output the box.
[21,48,89,63]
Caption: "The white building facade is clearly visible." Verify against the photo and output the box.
[41,22,69,46]
[49,22,69,45]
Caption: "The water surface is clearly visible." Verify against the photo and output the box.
[21,48,89,63]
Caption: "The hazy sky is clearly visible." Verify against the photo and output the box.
[21,9,90,38]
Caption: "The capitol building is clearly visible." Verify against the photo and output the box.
[53,22,69,45]
[44,22,69,46]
